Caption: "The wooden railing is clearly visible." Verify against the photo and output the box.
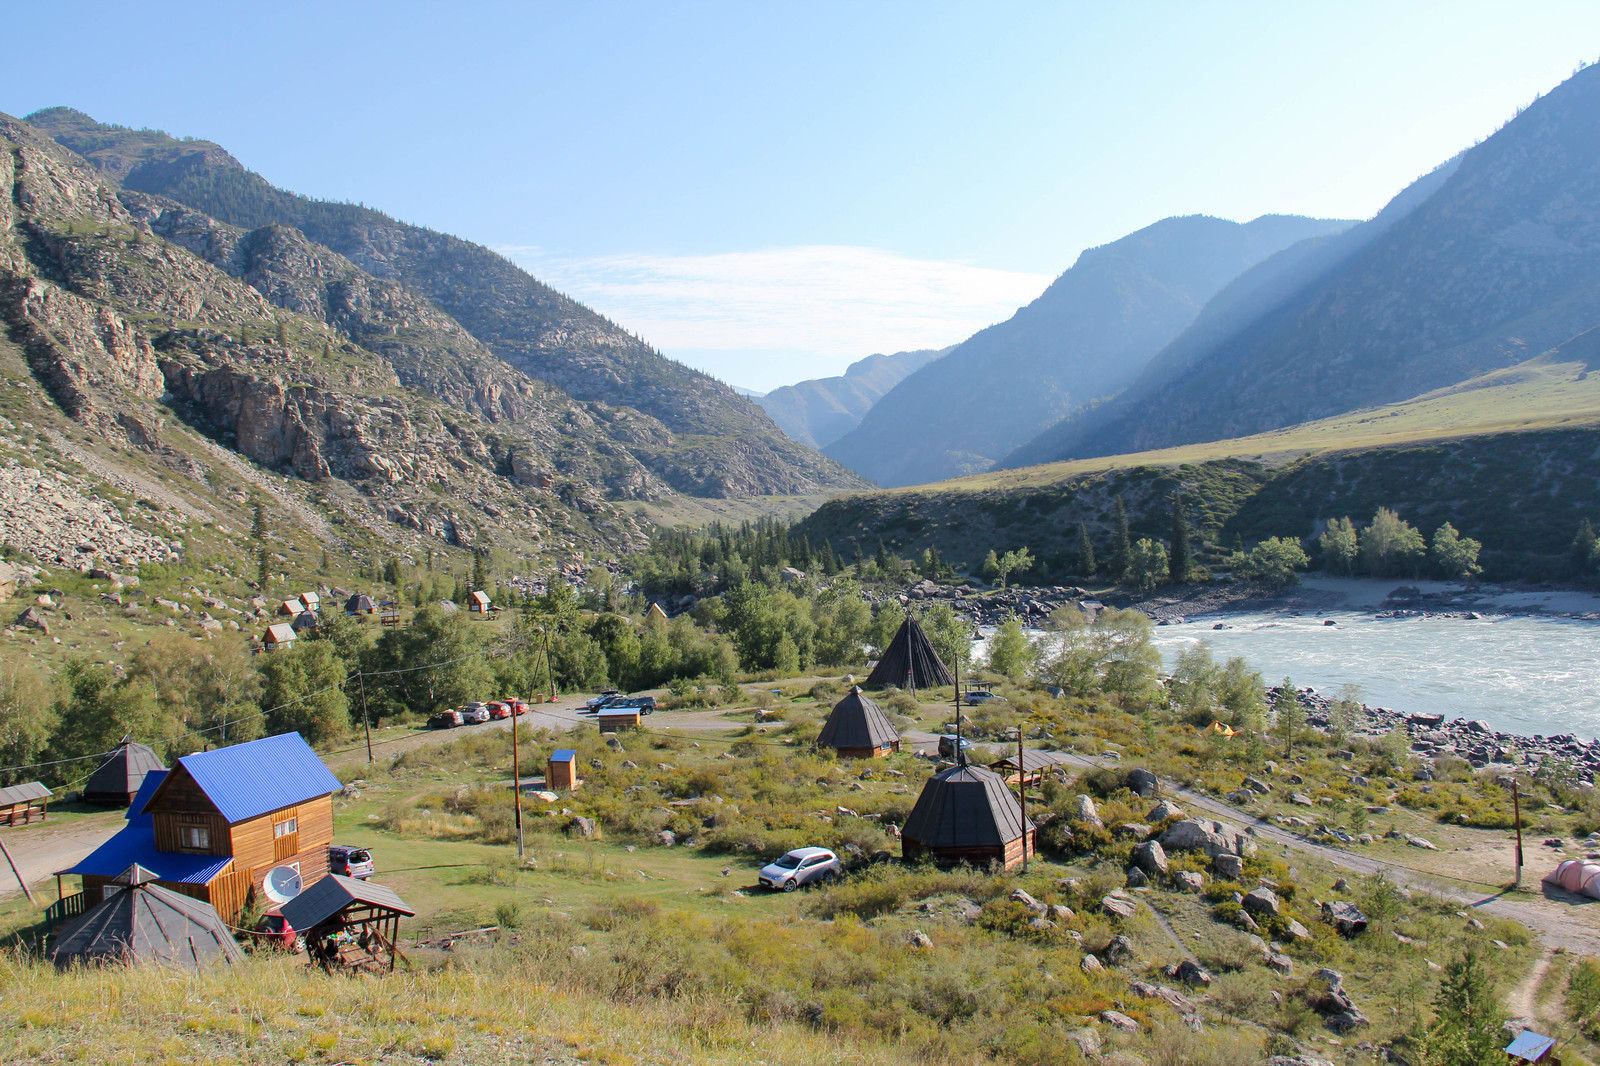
[44,891,87,931]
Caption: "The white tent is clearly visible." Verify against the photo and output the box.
[1544,858,1600,898]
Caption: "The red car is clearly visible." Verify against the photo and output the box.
[506,700,530,716]
[254,905,301,951]
[486,702,513,720]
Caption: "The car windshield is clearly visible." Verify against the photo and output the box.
[773,854,803,870]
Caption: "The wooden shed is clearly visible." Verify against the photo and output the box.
[597,708,641,732]
[469,590,491,614]
[263,622,297,651]
[646,602,668,623]
[865,616,955,691]
[276,600,301,617]
[901,762,1035,871]
[298,591,321,613]
[83,737,166,806]
[282,874,414,973]
[0,781,50,825]
[290,611,320,633]
[817,687,901,758]
[547,749,579,791]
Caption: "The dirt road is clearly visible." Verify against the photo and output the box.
[0,812,125,901]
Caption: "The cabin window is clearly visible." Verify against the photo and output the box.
[273,817,298,838]
[179,825,210,849]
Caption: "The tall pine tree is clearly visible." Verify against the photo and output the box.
[1076,523,1096,578]
[1169,491,1191,583]
[1110,496,1131,582]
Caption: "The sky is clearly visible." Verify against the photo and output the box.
[5,2,1599,391]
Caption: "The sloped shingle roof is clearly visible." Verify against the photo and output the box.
[816,687,901,750]
[865,616,955,690]
[0,780,51,807]
[48,875,240,971]
[901,763,1031,849]
[84,738,166,800]
[281,873,414,932]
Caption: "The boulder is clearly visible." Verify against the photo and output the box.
[1126,768,1160,797]
[1103,933,1135,964]
[656,830,677,847]
[1102,895,1138,920]
[1125,866,1149,887]
[1099,1010,1140,1033]
[1080,954,1103,973]
[1175,871,1205,893]
[1048,903,1075,921]
[1241,887,1280,918]
[566,815,597,839]
[1212,853,1244,880]
[1321,901,1368,936]
[1243,776,1272,794]
[1010,889,1047,915]
[1132,840,1169,876]
[1172,959,1213,987]
[1065,1028,1101,1057]
[908,930,933,950]
[1131,980,1198,1013]
[1075,794,1104,829]
[1147,800,1184,822]
[1114,822,1152,840]
[1161,818,1257,858]
[1267,952,1294,975]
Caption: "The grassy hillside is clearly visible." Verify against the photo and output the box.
[797,352,1600,579]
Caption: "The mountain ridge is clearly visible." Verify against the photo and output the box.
[756,347,945,448]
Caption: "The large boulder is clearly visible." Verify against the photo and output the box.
[1160,818,1257,858]
[1321,901,1369,937]
[1148,800,1185,822]
[1241,887,1280,918]
[1126,768,1159,797]
[1132,840,1169,877]
[1212,853,1244,880]
[1102,895,1139,920]
[1075,794,1105,829]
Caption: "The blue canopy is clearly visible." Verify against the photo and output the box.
[1506,1030,1557,1062]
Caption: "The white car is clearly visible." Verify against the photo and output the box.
[758,847,841,892]
[461,703,491,724]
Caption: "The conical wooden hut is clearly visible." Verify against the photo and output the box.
[817,687,901,758]
[83,737,166,806]
[901,763,1035,871]
[865,615,954,691]
[47,864,241,971]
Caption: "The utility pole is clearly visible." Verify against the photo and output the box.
[953,653,964,765]
[1512,777,1524,888]
[359,672,373,764]
[512,688,525,864]
[1017,726,1028,872]
[0,832,34,903]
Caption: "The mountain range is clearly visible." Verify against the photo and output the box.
[821,213,1351,488]
[755,348,945,449]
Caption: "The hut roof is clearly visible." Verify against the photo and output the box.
[470,590,491,606]
[290,611,319,632]
[83,737,166,800]
[816,687,900,750]
[281,873,414,933]
[48,864,241,971]
[345,593,376,612]
[264,623,297,644]
[901,763,1032,849]
[864,616,954,690]
[0,780,50,807]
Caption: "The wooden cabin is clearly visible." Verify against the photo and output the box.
[0,781,50,826]
[469,590,491,615]
[298,591,321,614]
[817,687,901,758]
[62,733,342,923]
[277,600,302,617]
[83,737,166,806]
[547,749,579,790]
[290,611,319,633]
[597,708,641,732]
[262,623,297,651]
[646,602,668,623]
[901,763,1035,872]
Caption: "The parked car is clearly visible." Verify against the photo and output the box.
[505,700,530,716]
[937,734,974,758]
[586,689,622,710]
[427,710,462,729]
[461,703,491,724]
[485,701,513,720]
[759,847,842,892]
[328,844,375,879]
[612,696,656,714]
[253,906,301,951]
[966,690,1006,706]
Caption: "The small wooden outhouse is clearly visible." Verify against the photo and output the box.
[547,749,579,790]
[597,708,641,732]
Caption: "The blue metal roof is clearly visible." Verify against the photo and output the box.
[63,825,234,884]
[1506,1031,1557,1061]
[550,749,577,762]
[127,770,167,827]
[171,733,342,824]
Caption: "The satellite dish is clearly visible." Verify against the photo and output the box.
[262,864,303,904]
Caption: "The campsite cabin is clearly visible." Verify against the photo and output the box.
[345,593,377,615]
[864,616,955,691]
[63,732,342,924]
[0,781,50,826]
[263,622,297,651]
[597,708,641,732]
[290,611,320,634]
[298,591,321,614]
[817,687,901,758]
[901,762,1035,871]
[83,737,166,806]
[469,590,491,615]
[646,602,669,623]
[1505,1030,1559,1064]
[48,863,241,972]
[282,874,414,973]
[277,599,301,617]
[547,749,579,790]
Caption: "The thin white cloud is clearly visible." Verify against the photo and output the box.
[496,244,1053,391]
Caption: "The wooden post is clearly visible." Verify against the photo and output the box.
[512,694,525,864]
[0,831,34,903]
[1513,777,1524,888]
[953,654,964,765]
[359,672,373,764]
[1017,727,1028,872]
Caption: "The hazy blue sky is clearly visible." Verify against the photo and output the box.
[6,2,1599,389]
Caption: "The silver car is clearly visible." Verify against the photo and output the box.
[461,703,491,724]
[758,847,841,892]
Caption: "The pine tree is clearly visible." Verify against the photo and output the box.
[1169,492,1191,583]
[1273,678,1305,758]
[472,550,489,591]
[875,539,891,571]
[1110,496,1131,581]
[275,320,289,352]
[1426,946,1505,1066]
[1076,523,1096,578]
[1573,519,1597,574]
[251,498,270,587]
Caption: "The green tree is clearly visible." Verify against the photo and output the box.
[49,660,166,769]
[1218,656,1266,731]
[259,641,350,745]
[1042,606,1160,703]
[1076,523,1096,578]
[1327,683,1366,744]
[364,604,491,718]
[1168,492,1191,583]
[1431,523,1482,584]
[1572,519,1597,575]
[1361,507,1427,577]
[126,635,265,746]
[1424,946,1505,1066]
[994,547,1034,589]
[979,549,1001,584]
[986,616,1037,681]
[0,658,55,786]
[1272,678,1305,758]
[1169,642,1223,724]
[1126,538,1168,591]
[811,579,873,666]
[1110,496,1131,580]
[1232,537,1310,588]
[918,604,972,677]
[1319,516,1360,576]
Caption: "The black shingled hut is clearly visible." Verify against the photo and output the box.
[864,615,954,691]
[82,737,166,806]
[47,864,241,971]
[817,687,901,758]
[901,763,1035,871]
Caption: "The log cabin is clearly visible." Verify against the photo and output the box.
[900,762,1035,872]
[61,733,342,923]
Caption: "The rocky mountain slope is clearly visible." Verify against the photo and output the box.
[823,214,1350,488]
[27,107,864,498]
[1014,63,1600,462]
[755,347,945,448]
